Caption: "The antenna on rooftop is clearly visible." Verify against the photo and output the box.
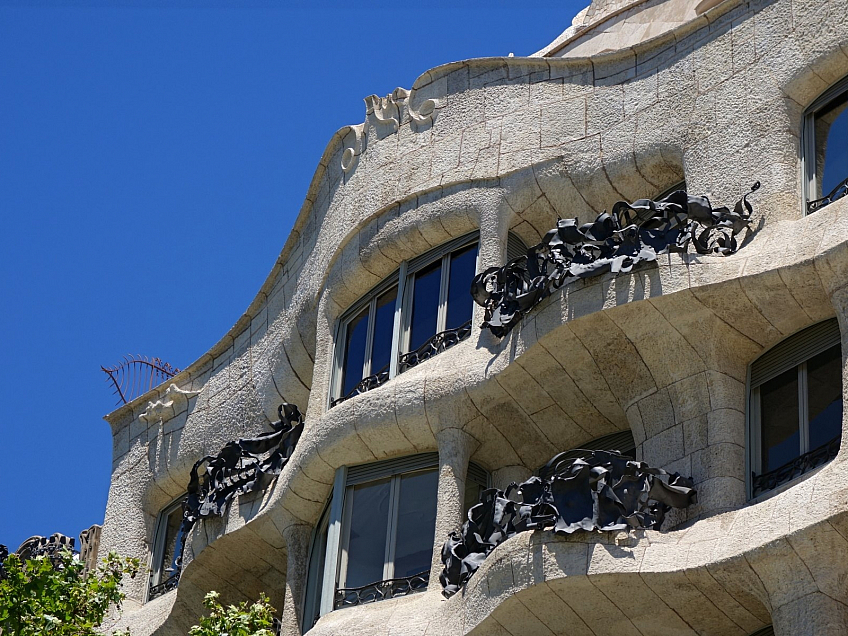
[101,355,180,406]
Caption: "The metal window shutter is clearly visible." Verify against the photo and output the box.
[467,461,489,487]
[346,454,490,487]
[552,431,637,464]
[750,318,840,388]
[506,232,528,263]
[346,453,439,486]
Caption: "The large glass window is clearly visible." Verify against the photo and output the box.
[302,454,489,629]
[331,233,480,407]
[803,76,848,213]
[749,319,843,497]
[148,498,186,601]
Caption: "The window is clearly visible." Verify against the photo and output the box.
[148,498,186,601]
[302,454,488,629]
[331,232,480,406]
[803,76,848,213]
[749,319,843,497]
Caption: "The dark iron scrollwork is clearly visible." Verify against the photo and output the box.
[148,572,180,599]
[334,570,430,609]
[330,364,390,407]
[752,435,840,497]
[471,184,760,337]
[440,449,697,597]
[399,320,472,373]
[808,176,848,213]
[148,402,304,600]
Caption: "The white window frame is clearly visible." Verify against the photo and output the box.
[746,318,842,499]
[329,231,480,407]
[801,75,848,215]
[146,497,183,602]
[304,454,489,625]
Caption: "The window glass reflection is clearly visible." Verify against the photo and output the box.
[815,91,848,199]
[341,308,369,397]
[408,260,442,352]
[370,287,397,375]
[160,506,184,580]
[760,368,800,473]
[807,345,843,450]
[446,244,478,331]
[345,479,390,588]
[393,470,438,579]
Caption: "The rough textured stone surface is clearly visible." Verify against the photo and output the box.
[98,0,848,633]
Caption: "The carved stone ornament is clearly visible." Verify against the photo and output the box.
[472,183,760,337]
[341,86,443,173]
[439,449,697,597]
[139,383,200,424]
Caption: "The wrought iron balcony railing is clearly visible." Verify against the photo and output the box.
[752,435,840,497]
[148,571,180,601]
[808,175,848,213]
[398,320,472,373]
[331,320,472,407]
[334,570,430,609]
[330,363,390,407]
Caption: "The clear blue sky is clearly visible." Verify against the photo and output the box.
[0,0,582,552]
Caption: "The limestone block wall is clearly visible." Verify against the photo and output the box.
[98,0,848,633]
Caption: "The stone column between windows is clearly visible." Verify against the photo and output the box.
[279,523,312,636]
[429,427,479,590]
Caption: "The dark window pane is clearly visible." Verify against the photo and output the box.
[341,307,369,397]
[446,244,478,331]
[160,505,184,580]
[393,470,438,579]
[808,345,843,450]
[408,260,442,352]
[344,479,390,588]
[815,91,848,200]
[760,368,800,473]
[370,287,397,376]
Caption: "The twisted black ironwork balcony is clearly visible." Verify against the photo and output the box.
[399,320,472,373]
[148,571,180,601]
[808,176,848,213]
[752,435,840,497]
[330,363,390,407]
[334,570,430,609]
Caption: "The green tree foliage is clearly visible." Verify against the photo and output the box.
[189,591,278,636]
[0,550,139,636]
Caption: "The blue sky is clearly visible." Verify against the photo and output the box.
[0,0,582,552]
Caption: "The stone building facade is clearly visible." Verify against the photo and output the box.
[99,0,848,634]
